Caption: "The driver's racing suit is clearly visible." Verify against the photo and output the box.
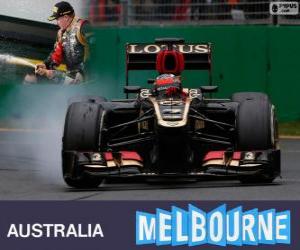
[44,17,91,84]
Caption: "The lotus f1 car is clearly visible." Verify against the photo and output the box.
[62,38,280,188]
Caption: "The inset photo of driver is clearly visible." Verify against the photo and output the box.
[0,0,300,201]
[0,0,93,85]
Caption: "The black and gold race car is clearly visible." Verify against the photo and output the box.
[62,38,280,188]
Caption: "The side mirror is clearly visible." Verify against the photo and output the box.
[200,86,218,93]
[148,79,155,84]
[124,86,141,94]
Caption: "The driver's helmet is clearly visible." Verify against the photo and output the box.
[154,74,182,94]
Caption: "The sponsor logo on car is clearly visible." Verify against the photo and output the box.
[127,44,209,54]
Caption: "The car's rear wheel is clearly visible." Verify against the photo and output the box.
[62,102,104,188]
[232,92,269,103]
[67,95,107,105]
[235,93,278,183]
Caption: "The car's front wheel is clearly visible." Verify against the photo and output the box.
[62,102,104,188]
[235,93,278,183]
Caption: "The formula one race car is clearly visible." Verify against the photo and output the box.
[62,38,280,188]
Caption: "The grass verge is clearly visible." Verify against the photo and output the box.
[279,121,300,136]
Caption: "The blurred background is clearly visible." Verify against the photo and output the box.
[0,0,300,130]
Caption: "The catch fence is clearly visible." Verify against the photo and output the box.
[86,0,300,26]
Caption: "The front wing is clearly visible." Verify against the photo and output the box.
[62,149,280,180]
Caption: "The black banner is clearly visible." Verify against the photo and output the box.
[0,201,298,250]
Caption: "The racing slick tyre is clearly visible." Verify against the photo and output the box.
[62,102,104,188]
[232,92,269,103]
[68,95,107,105]
[236,97,278,184]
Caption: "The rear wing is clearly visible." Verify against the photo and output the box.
[125,41,212,86]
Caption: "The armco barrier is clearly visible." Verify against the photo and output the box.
[1,25,299,122]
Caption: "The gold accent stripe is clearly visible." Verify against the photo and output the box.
[149,96,191,128]
[203,159,224,166]
[203,159,239,167]
[106,160,143,168]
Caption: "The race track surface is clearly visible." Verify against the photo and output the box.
[0,129,299,200]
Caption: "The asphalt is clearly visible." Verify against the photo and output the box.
[0,130,299,200]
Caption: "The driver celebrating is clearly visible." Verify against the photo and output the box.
[25,1,92,84]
